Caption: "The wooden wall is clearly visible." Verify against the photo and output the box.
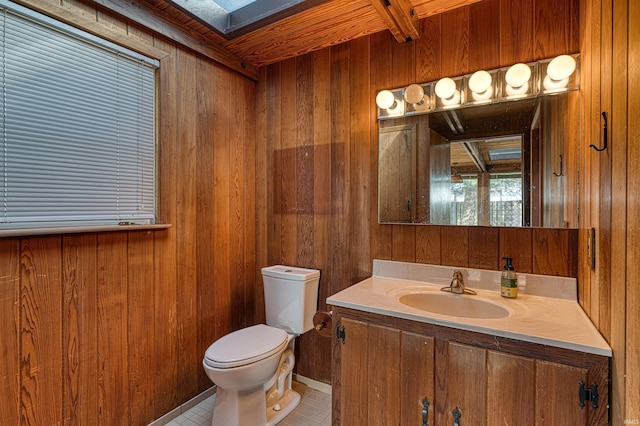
[0,0,257,424]
[5,0,636,425]
[579,0,638,423]
[258,0,581,385]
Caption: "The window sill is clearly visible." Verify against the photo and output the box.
[0,223,171,238]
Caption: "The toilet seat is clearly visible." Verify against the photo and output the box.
[204,324,288,369]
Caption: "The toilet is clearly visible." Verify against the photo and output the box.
[202,265,320,426]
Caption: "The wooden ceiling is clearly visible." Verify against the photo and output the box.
[116,0,481,71]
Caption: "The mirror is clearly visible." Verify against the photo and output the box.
[378,91,579,227]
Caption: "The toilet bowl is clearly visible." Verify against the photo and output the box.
[202,324,298,426]
[202,265,320,426]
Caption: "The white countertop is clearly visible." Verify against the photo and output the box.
[327,260,612,357]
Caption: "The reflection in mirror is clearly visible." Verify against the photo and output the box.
[378,92,579,228]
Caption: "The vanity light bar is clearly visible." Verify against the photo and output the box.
[376,53,580,119]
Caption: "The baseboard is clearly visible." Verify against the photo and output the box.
[147,386,217,426]
[293,374,332,395]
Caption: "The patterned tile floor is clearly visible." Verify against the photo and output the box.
[162,383,331,426]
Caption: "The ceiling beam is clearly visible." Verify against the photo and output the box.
[369,0,419,43]
[462,141,486,172]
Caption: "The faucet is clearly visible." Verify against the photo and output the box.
[441,269,477,295]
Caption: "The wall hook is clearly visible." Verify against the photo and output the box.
[553,154,564,177]
[589,112,608,152]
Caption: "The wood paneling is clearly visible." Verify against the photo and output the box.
[400,332,435,426]
[261,0,583,386]
[0,3,257,424]
[626,0,639,421]
[368,325,400,425]
[6,0,637,424]
[486,351,535,424]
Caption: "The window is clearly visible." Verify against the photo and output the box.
[450,174,523,226]
[0,0,159,231]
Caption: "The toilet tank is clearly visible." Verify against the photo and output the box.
[261,265,320,335]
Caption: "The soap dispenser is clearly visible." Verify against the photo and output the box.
[500,257,518,298]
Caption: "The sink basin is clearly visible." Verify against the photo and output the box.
[398,292,510,319]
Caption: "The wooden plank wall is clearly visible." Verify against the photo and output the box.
[0,1,257,424]
[258,0,581,385]
[580,0,638,423]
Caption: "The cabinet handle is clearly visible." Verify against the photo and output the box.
[453,407,461,426]
[421,397,429,426]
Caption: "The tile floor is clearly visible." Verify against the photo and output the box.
[162,384,331,426]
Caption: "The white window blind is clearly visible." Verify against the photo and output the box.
[0,0,158,229]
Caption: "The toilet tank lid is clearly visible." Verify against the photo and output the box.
[262,265,320,281]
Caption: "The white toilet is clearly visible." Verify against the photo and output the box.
[202,265,320,426]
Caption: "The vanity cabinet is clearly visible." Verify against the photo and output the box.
[331,307,609,426]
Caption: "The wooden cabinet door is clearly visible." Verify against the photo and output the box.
[534,360,589,426]
[435,341,487,425]
[332,309,608,426]
[334,316,369,425]
[367,323,402,425]
[333,318,404,426]
[334,317,436,426]
[400,331,435,426]
[487,350,535,425]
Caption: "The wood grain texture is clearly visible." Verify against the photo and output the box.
[336,306,610,425]
[195,56,217,391]
[335,317,369,425]
[440,6,469,76]
[62,234,98,425]
[469,0,500,71]
[2,0,621,423]
[0,239,20,426]
[126,232,155,423]
[535,360,588,425]
[349,36,373,284]
[499,0,534,65]
[500,227,533,273]
[367,325,401,425]
[468,226,499,270]
[261,0,584,390]
[175,46,199,402]
[486,351,535,424]
[441,226,469,266]
[20,237,63,425]
[435,341,486,425]
[153,35,180,416]
[97,232,129,425]
[626,0,640,421]
[0,5,258,423]
[400,332,435,426]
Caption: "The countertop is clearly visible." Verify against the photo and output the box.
[327,260,612,357]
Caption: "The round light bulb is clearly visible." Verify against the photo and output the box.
[506,82,529,97]
[543,75,569,91]
[468,70,492,94]
[376,90,396,109]
[505,63,531,88]
[403,84,425,105]
[435,77,457,100]
[547,55,576,81]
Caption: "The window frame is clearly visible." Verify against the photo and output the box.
[0,0,167,237]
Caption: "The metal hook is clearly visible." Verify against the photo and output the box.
[589,112,608,152]
[553,154,564,177]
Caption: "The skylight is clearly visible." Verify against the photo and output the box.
[215,0,255,11]
[489,148,522,161]
[165,0,324,39]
